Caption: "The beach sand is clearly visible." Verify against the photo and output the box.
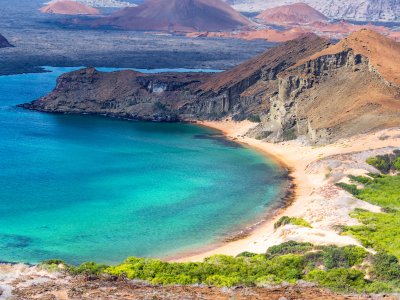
[173,121,400,262]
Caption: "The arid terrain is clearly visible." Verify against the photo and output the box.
[0,0,273,75]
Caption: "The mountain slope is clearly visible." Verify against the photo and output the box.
[225,0,400,22]
[252,29,400,143]
[21,30,400,144]
[257,3,328,25]
[40,0,100,15]
[81,0,250,32]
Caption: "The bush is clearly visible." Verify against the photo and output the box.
[366,151,400,174]
[394,157,400,172]
[274,216,312,229]
[267,241,314,256]
[321,245,367,269]
[236,251,257,258]
[304,268,367,292]
[367,156,391,173]
[69,262,108,276]
[335,182,359,196]
[371,252,400,282]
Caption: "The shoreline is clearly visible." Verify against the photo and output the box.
[171,120,400,262]
[169,120,301,262]
[165,120,298,262]
[1,117,400,265]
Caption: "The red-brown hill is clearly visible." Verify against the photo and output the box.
[257,3,328,25]
[40,0,100,15]
[79,0,250,32]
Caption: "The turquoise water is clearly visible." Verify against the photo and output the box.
[0,67,283,265]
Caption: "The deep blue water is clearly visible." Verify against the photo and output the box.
[0,67,283,265]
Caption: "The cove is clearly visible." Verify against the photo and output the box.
[0,67,284,265]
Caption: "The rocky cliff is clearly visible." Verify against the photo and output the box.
[21,30,400,144]
[20,68,211,122]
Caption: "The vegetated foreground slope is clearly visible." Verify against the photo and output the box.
[22,29,400,144]
[256,3,328,25]
[75,0,250,32]
[40,0,100,15]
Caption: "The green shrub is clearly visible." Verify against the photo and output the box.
[321,245,367,269]
[236,251,257,258]
[266,241,314,256]
[394,157,400,172]
[339,174,400,210]
[69,262,108,276]
[371,252,400,282]
[344,210,400,258]
[274,216,312,229]
[304,268,367,292]
[205,275,241,287]
[366,151,400,174]
[367,156,391,173]
[335,183,359,196]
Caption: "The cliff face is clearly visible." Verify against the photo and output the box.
[250,49,400,143]
[21,68,211,122]
[21,30,400,144]
[189,34,330,119]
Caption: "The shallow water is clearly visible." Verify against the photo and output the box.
[0,67,283,264]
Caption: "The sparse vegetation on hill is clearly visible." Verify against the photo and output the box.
[334,151,400,289]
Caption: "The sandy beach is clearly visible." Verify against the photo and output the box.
[173,120,400,262]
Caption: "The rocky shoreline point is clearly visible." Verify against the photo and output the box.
[0,34,13,48]
[21,29,400,145]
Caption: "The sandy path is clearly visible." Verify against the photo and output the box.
[173,121,400,262]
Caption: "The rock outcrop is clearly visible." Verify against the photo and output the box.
[0,34,13,48]
[21,30,400,144]
[20,68,211,122]
[75,0,250,32]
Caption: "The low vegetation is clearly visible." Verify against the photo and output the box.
[42,242,399,293]
[334,151,400,290]
[344,209,400,259]
[366,150,400,174]
[336,174,400,210]
[274,216,312,229]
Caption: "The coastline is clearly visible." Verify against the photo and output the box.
[172,120,400,262]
